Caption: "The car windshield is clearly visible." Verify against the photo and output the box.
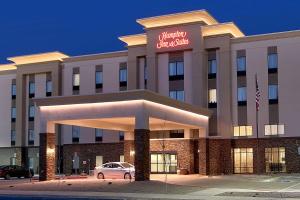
[121,163,133,168]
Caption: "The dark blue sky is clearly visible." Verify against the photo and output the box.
[0,0,299,64]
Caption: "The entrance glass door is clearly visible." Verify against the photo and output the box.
[150,153,177,174]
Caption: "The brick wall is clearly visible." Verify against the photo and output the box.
[150,139,196,174]
[62,142,124,175]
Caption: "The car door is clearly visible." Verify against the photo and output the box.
[111,163,124,179]
[9,166,16,177]
[101,163,112,178]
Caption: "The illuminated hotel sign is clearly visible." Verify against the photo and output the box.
[156,31,189,49]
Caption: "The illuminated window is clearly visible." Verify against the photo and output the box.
[265,147,286,172]
[169,90,184,101]
[234,148,253,174]
[151,153,177,174]
[234,126,252,137]
[237,56,246,72]
[268,53,278,69]
[265,124,284,136]
[95,71,103,84]
[73,73,80,87]
[208,89,217,103]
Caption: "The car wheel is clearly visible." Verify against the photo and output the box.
[97,173,104,179]
[124,173,131,180]
[4,174,10,180]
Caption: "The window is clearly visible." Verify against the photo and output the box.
[234,126,252,137]
[29,105,35,121]
[11,130,16,146]
[46,81,52,96]
[265,147,286,173]
[73,73,80,91]
[95,129,103,142]
[151,153,177,174]
[268,53,278,69]
[238,87,247,105]
[28,129,34,145]
[119,68,127,84]
[170,130,184,138]
[72,126,80,143]
[169,90,184,101]
[265,124,284,136]
[119,131,124,141]
[29,82,35,98]
[237,56,246,76]
[233,148,253,174]
[169,61,184,80]
[208,89,217,108]
[208,59,217,78]
[11,83,16,99]
[95,71,103,88]
[268,85,278,103]
[11,107,16,122]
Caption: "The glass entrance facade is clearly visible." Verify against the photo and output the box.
[233,148,253,174]
[265,147,286,173]
[150,153,177,174]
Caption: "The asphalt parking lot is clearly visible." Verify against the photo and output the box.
[1,174,300,199]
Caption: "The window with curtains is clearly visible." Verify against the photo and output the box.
[169,61,184,80]
[268,84,278,104]
[72,126,80,143]
[238,87,247,105]
[208,89,217,108]
[169,90,184,101]
[73,73,80,86]
[234,126,253,137]
[265,147,286,172]
[119,68,127,87]
[265,124,284,136]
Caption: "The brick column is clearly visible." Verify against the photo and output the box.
[198,138,209,175]
[39,133,56,181]
[134,129,150,181]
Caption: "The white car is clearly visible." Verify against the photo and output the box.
[94,162,135,180]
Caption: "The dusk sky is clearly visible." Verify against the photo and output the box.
[0,0,299,64]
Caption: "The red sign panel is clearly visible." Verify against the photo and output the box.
[156,31,189,49]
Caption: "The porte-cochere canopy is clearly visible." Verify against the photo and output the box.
[34,90,212,181]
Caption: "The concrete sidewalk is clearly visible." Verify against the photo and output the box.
[0,189,296,200]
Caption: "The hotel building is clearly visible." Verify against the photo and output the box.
[0,10,300,181]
